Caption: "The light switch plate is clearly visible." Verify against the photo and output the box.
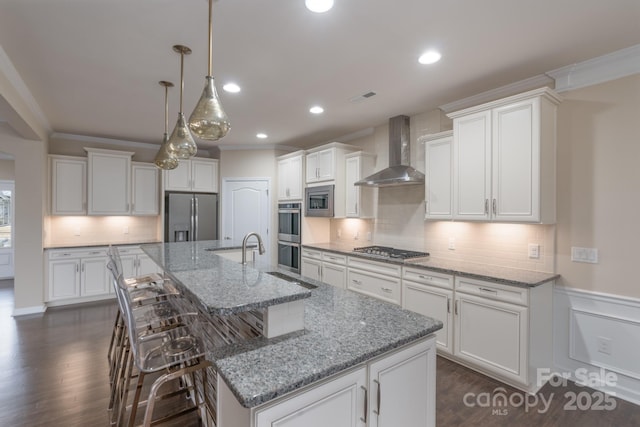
[528,243,540,259]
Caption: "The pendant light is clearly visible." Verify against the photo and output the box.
[167,45,198,159]
[188,0,230,140]
[154,81,179,170]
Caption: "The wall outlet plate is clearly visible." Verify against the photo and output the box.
[448,237,455,250]
[571,246,599,263]
[528,243,540,259]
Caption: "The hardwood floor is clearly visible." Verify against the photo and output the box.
[1,282,639,426]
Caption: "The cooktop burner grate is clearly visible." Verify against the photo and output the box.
[353,245,429,259]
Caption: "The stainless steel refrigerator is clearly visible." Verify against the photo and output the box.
[165,192,218,242]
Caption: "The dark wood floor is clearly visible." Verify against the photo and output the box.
[1,281,639,426]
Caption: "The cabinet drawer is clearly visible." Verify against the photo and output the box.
[348,256,401,277]
[403,267,453,289]
[49,248,107,259]
[322,252,347,265]
[455,276,528,306]
[116,246,143,256]
[348,269,401,305]
[301,248,322,260]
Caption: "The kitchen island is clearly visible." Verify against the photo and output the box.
[141,241,442,426]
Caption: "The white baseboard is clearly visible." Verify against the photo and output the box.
[12,305,47,316]
[554,286,640,405]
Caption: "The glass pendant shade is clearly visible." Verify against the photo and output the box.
[154,80,179,170]
[189,76,230,140]
[167,112,197,159]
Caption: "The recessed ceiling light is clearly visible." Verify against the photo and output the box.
[223,82,241,93]
[418,50,442,65]
[256,133,268,139]
[305,0,334,13]
[309,106,324,114]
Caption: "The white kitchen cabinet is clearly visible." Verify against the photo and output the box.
[117,246,162,279]
[163,158,219,193]
[46,248,111,303]
[306,148,335,183]
[402,267,454,355]
[452,276,553,393]
[321,252,348,289]
[449,87,561,223]
[277,151,304,201]
[85,148,134,215]
[219,336,436,427]
[301,247,323,282]
[347,257,402,305]
[422,131,453,220]
[49,155,87,215]
[345,152,375,218]
[131,163,159,215]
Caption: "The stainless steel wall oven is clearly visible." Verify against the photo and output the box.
[277,202,301,272]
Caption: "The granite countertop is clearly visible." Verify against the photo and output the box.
[304,242,559,287]
[44,240,162,250]
[140,241,311,316]
[211,261,442,408]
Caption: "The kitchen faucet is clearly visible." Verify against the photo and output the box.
[242,232,266,265]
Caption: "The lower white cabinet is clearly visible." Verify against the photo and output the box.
[117,246,162,279]
[301,248,323,282]
[347,257,401,305]
[218,336,436,427]
[47,248,110,302]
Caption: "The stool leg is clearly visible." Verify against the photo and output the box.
[127,371,146,427]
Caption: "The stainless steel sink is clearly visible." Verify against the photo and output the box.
[266,271,318,290]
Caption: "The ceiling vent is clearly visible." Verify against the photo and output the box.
[349,91,377,103]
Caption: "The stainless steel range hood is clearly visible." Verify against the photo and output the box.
[355,115,424,187]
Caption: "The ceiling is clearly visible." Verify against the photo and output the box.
[0,0,639,150]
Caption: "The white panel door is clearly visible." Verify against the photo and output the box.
[81,257,109,296]
[48,259,80,301]
[164,160,192,191]
[0,181,14,278]
[345,156,359,217]
[50,157,86,215]
[131,164,159,215]
[222,179,270,260]
[87,150,132,215]
[425,134,453,219]
[191,159,219,193]
[403,281,453,354]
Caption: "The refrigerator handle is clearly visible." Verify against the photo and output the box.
[194,197,199,240]
[190,197,195,241]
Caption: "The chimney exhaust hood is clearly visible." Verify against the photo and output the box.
[354,115,424,187]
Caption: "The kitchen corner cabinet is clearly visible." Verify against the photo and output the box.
[345,152,375,218]
[163,158,219,193]
[422,131,453,220]
[277,151,304,201]
[131,163,159,215]
[448,87,561,223]
[85,148,134,215]
[402,267,454,355]
[219,336,436,427]
[49,155,87,215]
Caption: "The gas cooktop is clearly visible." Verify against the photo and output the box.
[352,245,429,260]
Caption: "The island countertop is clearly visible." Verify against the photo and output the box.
[140,240,443,408]
[140,240,311,316]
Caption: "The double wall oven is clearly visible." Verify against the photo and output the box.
[277,202,301,273]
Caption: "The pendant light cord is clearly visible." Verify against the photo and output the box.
[179,51,185,113]
[208,0,213,77]
[164,85,169,134]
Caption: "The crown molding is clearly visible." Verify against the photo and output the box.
[217,143,293,152]
[547,44,640,93]
[439,74,554,113]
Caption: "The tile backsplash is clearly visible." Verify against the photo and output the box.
[46,216,160,246]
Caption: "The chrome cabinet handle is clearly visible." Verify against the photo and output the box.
[352,279,362,285]
[455,300,459,315]
[76,263,79,272]
[479,287,498,294]
[381,287,393,293]
[373,379,381,415]
[360,386,368,423]
[492,198,497,215]
[484,199,489,214]
[447,297,451,313]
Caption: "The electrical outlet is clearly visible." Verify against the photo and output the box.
[571,246,599,263]
[448,237,456,250]
[74,227,81,236]
[597,336,612,355]
[123,226,129,234]
[366,232,372,241]
[354,230,359,240]
[337,229,342,239]
[528,243,540,259]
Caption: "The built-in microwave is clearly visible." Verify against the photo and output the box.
[305,185,334,217]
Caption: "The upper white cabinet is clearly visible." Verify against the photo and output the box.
[422,131,453,220]
[277,151,304,201]
[86,148,134,215]
[50,155,87,215]
[163,158,219,193]
[131,163,159,215]
[306,147,335,183]
[448,87,561,223]
[345,152,375,218]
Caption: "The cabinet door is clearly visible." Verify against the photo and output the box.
[453,110,491,220]
[191,159,219,193]
[164,160,192,191]
[492,98,539,222]
[454,292,528,384]
[254,367,367,427]
[305,152,319,183]
[48,259,80,301]
[317,149,335,181]
[277,158,290,200]
[425,135,453,219]
[137,254,162,276]
[131,164,159,215]
[87,151,132,215]
[368,338,436,427]
[287,155,303,200]
[345,156,360,217]
[119,254,137,279]
[301,257,322,282]
[322,262,347,289]
[50,157,86,215]
[403,281,453,354]
[81,257,109,296]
